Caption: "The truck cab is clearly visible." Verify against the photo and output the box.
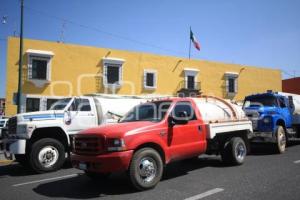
[243,91,299,153]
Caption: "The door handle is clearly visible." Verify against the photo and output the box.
[198,126,202,133]
[160,131,166,137]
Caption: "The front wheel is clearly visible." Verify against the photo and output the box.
[128,148,163,191]
[29,138,66,173]
[221,137,247,165]
[275,126,286,154]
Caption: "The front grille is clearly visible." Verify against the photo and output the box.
[73,135,105,155]
[245,111,260,119]
[252,120,258,131]
[7,117,17,135]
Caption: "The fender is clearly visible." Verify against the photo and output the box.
[30,126,70,148]
[125,132,171,164]
[271,115,286,130]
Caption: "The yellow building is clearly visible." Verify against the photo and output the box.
[5,37,282,116]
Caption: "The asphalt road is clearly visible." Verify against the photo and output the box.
[0,143,300,200]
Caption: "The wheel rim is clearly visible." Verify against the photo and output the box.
[38,146,59,168]
[235,143,246,160]
[138,157,157,183]
[278,129,286,151]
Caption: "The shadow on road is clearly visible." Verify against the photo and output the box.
[33,173,136,198]
[287,140,300,147]
[33,156,227,198]
[249,143,278,156]
[163,156,228,180]
[250,140,300,156]
[0,161,72,177]
[0,163,36,177]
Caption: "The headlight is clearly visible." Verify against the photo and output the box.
[17,124,35,135]
[106,138,126,152]
[71,136,76,151]
[263,117,271,124]
[16,124,27,134]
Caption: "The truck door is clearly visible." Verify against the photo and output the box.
[168,101,206,160]
[278,97,292,128]
[65,98,97,135]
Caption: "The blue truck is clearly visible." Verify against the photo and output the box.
[243,91,300,153]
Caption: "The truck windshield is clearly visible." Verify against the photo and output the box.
[243,96,278,108]
[49,98,72,110]
[120,101,172,123]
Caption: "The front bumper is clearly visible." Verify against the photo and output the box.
[71,150,134,173]
[1,138,26,157]
[249,131,276,143]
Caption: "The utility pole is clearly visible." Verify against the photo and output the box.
[188,26,191,60]
[17,0,24,113]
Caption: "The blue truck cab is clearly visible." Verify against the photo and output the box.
[243,91,300,153]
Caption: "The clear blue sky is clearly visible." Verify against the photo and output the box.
[0,0,300,98]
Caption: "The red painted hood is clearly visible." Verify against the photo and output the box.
[79,121,158,138]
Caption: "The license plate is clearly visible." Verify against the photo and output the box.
[78,163,87,170]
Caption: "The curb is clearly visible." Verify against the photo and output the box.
[0,159,14,164]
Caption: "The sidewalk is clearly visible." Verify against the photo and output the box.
[0,152,14,165]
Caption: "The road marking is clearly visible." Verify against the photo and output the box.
[294,160,300,164]
[12,174,78,187]
[184,188,224,200]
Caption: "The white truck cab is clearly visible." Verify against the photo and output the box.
[2,95,146,173]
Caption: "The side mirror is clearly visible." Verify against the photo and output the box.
[64,110,71,125]
[168,116,176,127]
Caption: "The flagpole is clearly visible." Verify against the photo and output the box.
[188,26,191,60]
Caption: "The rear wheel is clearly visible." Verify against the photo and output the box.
[275,126,286,154]
[296,125,300,138]
[29,138,66,173]
[221,137,247,165]
[129,148,163,191]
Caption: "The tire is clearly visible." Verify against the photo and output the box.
[221,137,247,165]
[275,126,286,154]
[85,171,110,181]
[128,148,163,191]
[29,138,66,173]
[296,125,300,138]
[15,154,28,167]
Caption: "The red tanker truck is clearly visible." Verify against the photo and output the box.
[71,96,253,190]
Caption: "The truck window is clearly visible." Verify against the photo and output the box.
[68,98,91,111]
[46,99,59,110]
[279,98,286,108]
[172,101,197,121]
[120,101,171,122]
[243,96,278,108]
[69,99,79,111]
[26,98,40,112]
[79,99,91,111]
[49,98,71,110]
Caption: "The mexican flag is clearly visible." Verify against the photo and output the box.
[190,29,200,51]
